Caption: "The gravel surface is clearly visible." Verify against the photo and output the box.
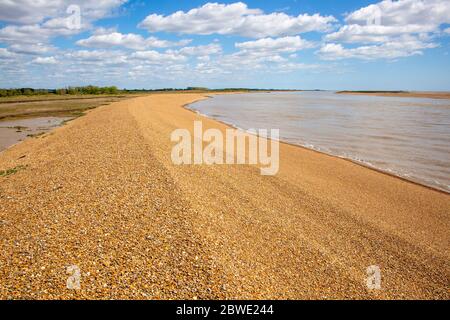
[0,94,448,299]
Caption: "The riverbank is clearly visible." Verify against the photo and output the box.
[0,93,448,299]
[337,91,450,99]
[187,91,450,193]
[0,95,134,120]
[0,94,138,152]
[0,116,73,152]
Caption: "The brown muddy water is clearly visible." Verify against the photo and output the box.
[189,91,450,193]
[0,116,71,152]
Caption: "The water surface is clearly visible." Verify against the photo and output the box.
[0,117,71,152]
[189,91,450,192]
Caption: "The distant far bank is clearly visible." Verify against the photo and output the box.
[337,91,450,100]
[0,86,300,99]
[0,86,302,120]
[2,86,450,100]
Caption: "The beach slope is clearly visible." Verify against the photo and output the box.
[0,94,448,299]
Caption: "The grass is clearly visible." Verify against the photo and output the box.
[0,94,130,104]
[0,89,267,121]
[0,95,136,120]
[0,165,27,177]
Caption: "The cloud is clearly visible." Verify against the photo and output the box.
[327,0,450,44]
[325,24,436,44]
[130,50,186,64]
[0,0,127,24]
[0,1,130,81]
[345,0,450,28]
[0,48,17,60]
[32,56,58,64]
[0,0,65,24]
[0,1,127,48]
[65,49,127,63]
[76,32,145,49]
[192,49,321,77]
[139,2,336,38]
[0,24,78,44]
[202,36,317,72]
[9,43,55,55]
[235,36,315,53]
[320,0,450,60]
[317,37,437,60]
[276,62,320,71]
[1,0,448,87]
[176,43,222,56]
[77,32,191,50]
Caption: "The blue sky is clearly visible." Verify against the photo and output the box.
[1,0,449,90]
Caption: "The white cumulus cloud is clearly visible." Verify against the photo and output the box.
[0,0,127,24]
[320,0,450,60]
[77,32,191,50]
[176,43,222,56]
[32,56,57,64]
[139,2,336,38]
[9,43,55,55]
[0,48,17,60]
[235,36,315,53]
[0,1,127,49]
[318,37,437,60]
[130,50,186,64]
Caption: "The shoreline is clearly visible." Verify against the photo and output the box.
[337,91,450,100]
[0,116,74,154]
[4,92,444,195]
[184,97,450,195]
[0,93,448,299]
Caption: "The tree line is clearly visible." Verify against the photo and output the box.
[0,86,294,97]
[0,86,120,97]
